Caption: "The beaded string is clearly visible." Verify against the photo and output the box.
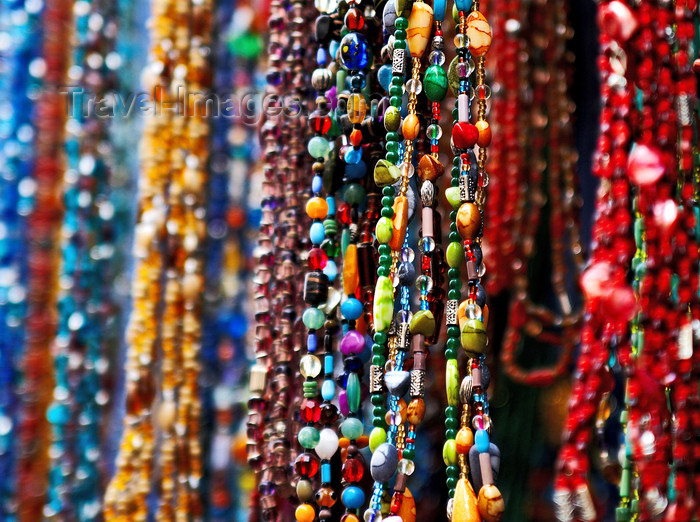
[44,0,122,517]
[0,0,41,517]
[18,0,73,518]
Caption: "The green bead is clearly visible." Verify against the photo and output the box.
[381,207,394,218]
[445,187,462,209]
[298,426,320,449]
[445,406,458,418]
[385,132,399,143]
[447,326,460,338]
[448,231,460,243]
[448,488,456,498]
[374,276,394,332]
[448,289,460,300]
[446,338,460,350]
[372,417,385,428]
[395,16,408,29]
[394,29,407,41]
[445,428,457,439]
[444,348,457,359]
[374,159,402,187]
[616,507,631,522]
[451,175,459,187]
[390,95,402,107]
[386,141,400,153]
[341,417,364,440]
[391,76,404,86]
[424,64,448,101]
[386,151,400,164]
[379,254,392,266]
[371,394,384,405]
[446,242,463,268]
[446,465,460,478]
[308,136,331,159]
[377,266,390,277]
[383,186,395,197]
[378,244,391,255]
[384,106,401,132]
[401,448,414,460]
[446,476,457,489]
[447,56,460,97]
[369,427,387,452]
[303,381,317,397]
[452,3,459,22]
[445,416,459,429]
[372,406,385,418]
[442,439,457,466]
[446,359,459,407]
[302,307,325,330]
[372,355,385,366]
[341,228,350,257]
[376,217,393,244]
[347,372,361,413]
[393,39,406,50]
[449,279,461,290]
[409,309,436,337]
[345,183,366,205]
[372,343,383,354]
[389,85,403,97]
[461,319,488,356]
[374,332,387,344]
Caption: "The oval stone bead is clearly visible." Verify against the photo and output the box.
[302,307,325,330]
[461,318,488,356]
[346,372,361,413]
[406,398,425,425]
[384,106,402,132]
[402,113,420,140]
[424,64,448,101]
[370,442,399,483]
[407,2,433,59]
[315,428,340,460]
[340,417,364,440]
[456,202,481,239]
[389,196,409,250]
[477,484,505,522]
[443,439,457,466]
[374,159,402,187]
[409,309,436,337]
[343,244,360,294]
[446,359,459,407]
[446,241,464,268]
[466,11,492,57]
[373,276,395,332]
[369,426,387,452]
[376,216,394,244]
[446,186,462,209]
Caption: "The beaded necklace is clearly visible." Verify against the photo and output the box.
[18,0,72,518]
[0,0,42,517]
[44,0,122,517]
[104,0,212,518]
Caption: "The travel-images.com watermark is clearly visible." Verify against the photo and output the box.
[59,85,383,123]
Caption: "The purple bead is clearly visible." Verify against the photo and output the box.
[340,330,365,355]
[338,390,350,416]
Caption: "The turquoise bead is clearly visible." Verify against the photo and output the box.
[474,429,490,453]
[347,372,361,413]
[341,486,365,509]
[323,260,337,281]
[344,146,362,165]
[298,426,320,449]
[341,417,364,440]
[454,0,473,11]
[310,222,325,245]
[341,297,363,320]
[322,379,336,401]
[302,307,325,330]
[433,0,446,20]
[307,136,330,159]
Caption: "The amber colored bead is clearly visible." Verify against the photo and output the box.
[349,129,363,147]
[398,398,407,425]
[477,484,505,522]
[406,398,425,425]
[356,435,369,448]
[348,94,367,124]
[340,514,360,522]
[455,427,474,454]
[343,244,360,295]
[398,487,417,522]
[452,478,481,521]
[295,503,316,522]
[456,202,481,240]
[402,113,420,141]
[315,487,338,508]
[476,120,491,147]
[389,196,409,250]
[306,197,329,219]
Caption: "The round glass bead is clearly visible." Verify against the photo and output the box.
[308,247,328,270]
[404,78,422,95]
[300,354,323,378]
[308,136,331,159]
[397,459,415,475]
[426,124,442,140]
[302,307,325,330]
[339,33,369,70]
[341,298,363,320]
[299,426,320,449]
[341,417,364,440]
[429,50,445,66]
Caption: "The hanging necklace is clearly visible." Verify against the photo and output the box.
[18,0,73,518]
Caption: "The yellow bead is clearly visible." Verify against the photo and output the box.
[348,93,367,124]
[295,503,316,522]
[306,197,329,219]
[452,478,481,522]
[478,484,505,522]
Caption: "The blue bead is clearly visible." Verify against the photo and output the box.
[329,41,340,61]
[312,175,323,194]
[321,462,331,484]
[338,33,369,71]
[342,486,366,509]
[377,64,393,93]
[310,222,325,245]
[341,297,363,320]
[475,429,490,453]
[47,404,70,425]
[307,334,318,352]
[345,160,367,180]
[323,260,338,281]
[317,48,328,66]
[324,354,334,374]
[322,379,336,400]
[326,196,335,215]
[433,0,446,20]
[454,0,473,11]
[344,147,362,165]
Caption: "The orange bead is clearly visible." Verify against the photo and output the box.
[348,93,367,124]
[389,196,409,250]
[339,437,351,449]
[455,426,474,454]
[398,487,417,522]
[349,128,363,147]
[306,197,329,219]
[356,435,369,448]
[452,478,481,522]
[456,202,481,240]
[343,244,360,295]
[341,514,360,522]
[476,119,491,147]
[402,113,420,141]
[295,503,315,522]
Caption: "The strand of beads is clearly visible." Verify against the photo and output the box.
[18,0,72,518]
[295,3,343,520]
[0,0,41,516]
[44,0,122,517]
[554,1,637,518]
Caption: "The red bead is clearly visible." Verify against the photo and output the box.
[295,453,320,477]
[342,455,364,482]
[308,248,328,270]
[300,398,321,422]
[452,122,478,149]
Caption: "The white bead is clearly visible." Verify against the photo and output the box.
[458,93,469,122]
[315,428,339,460]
